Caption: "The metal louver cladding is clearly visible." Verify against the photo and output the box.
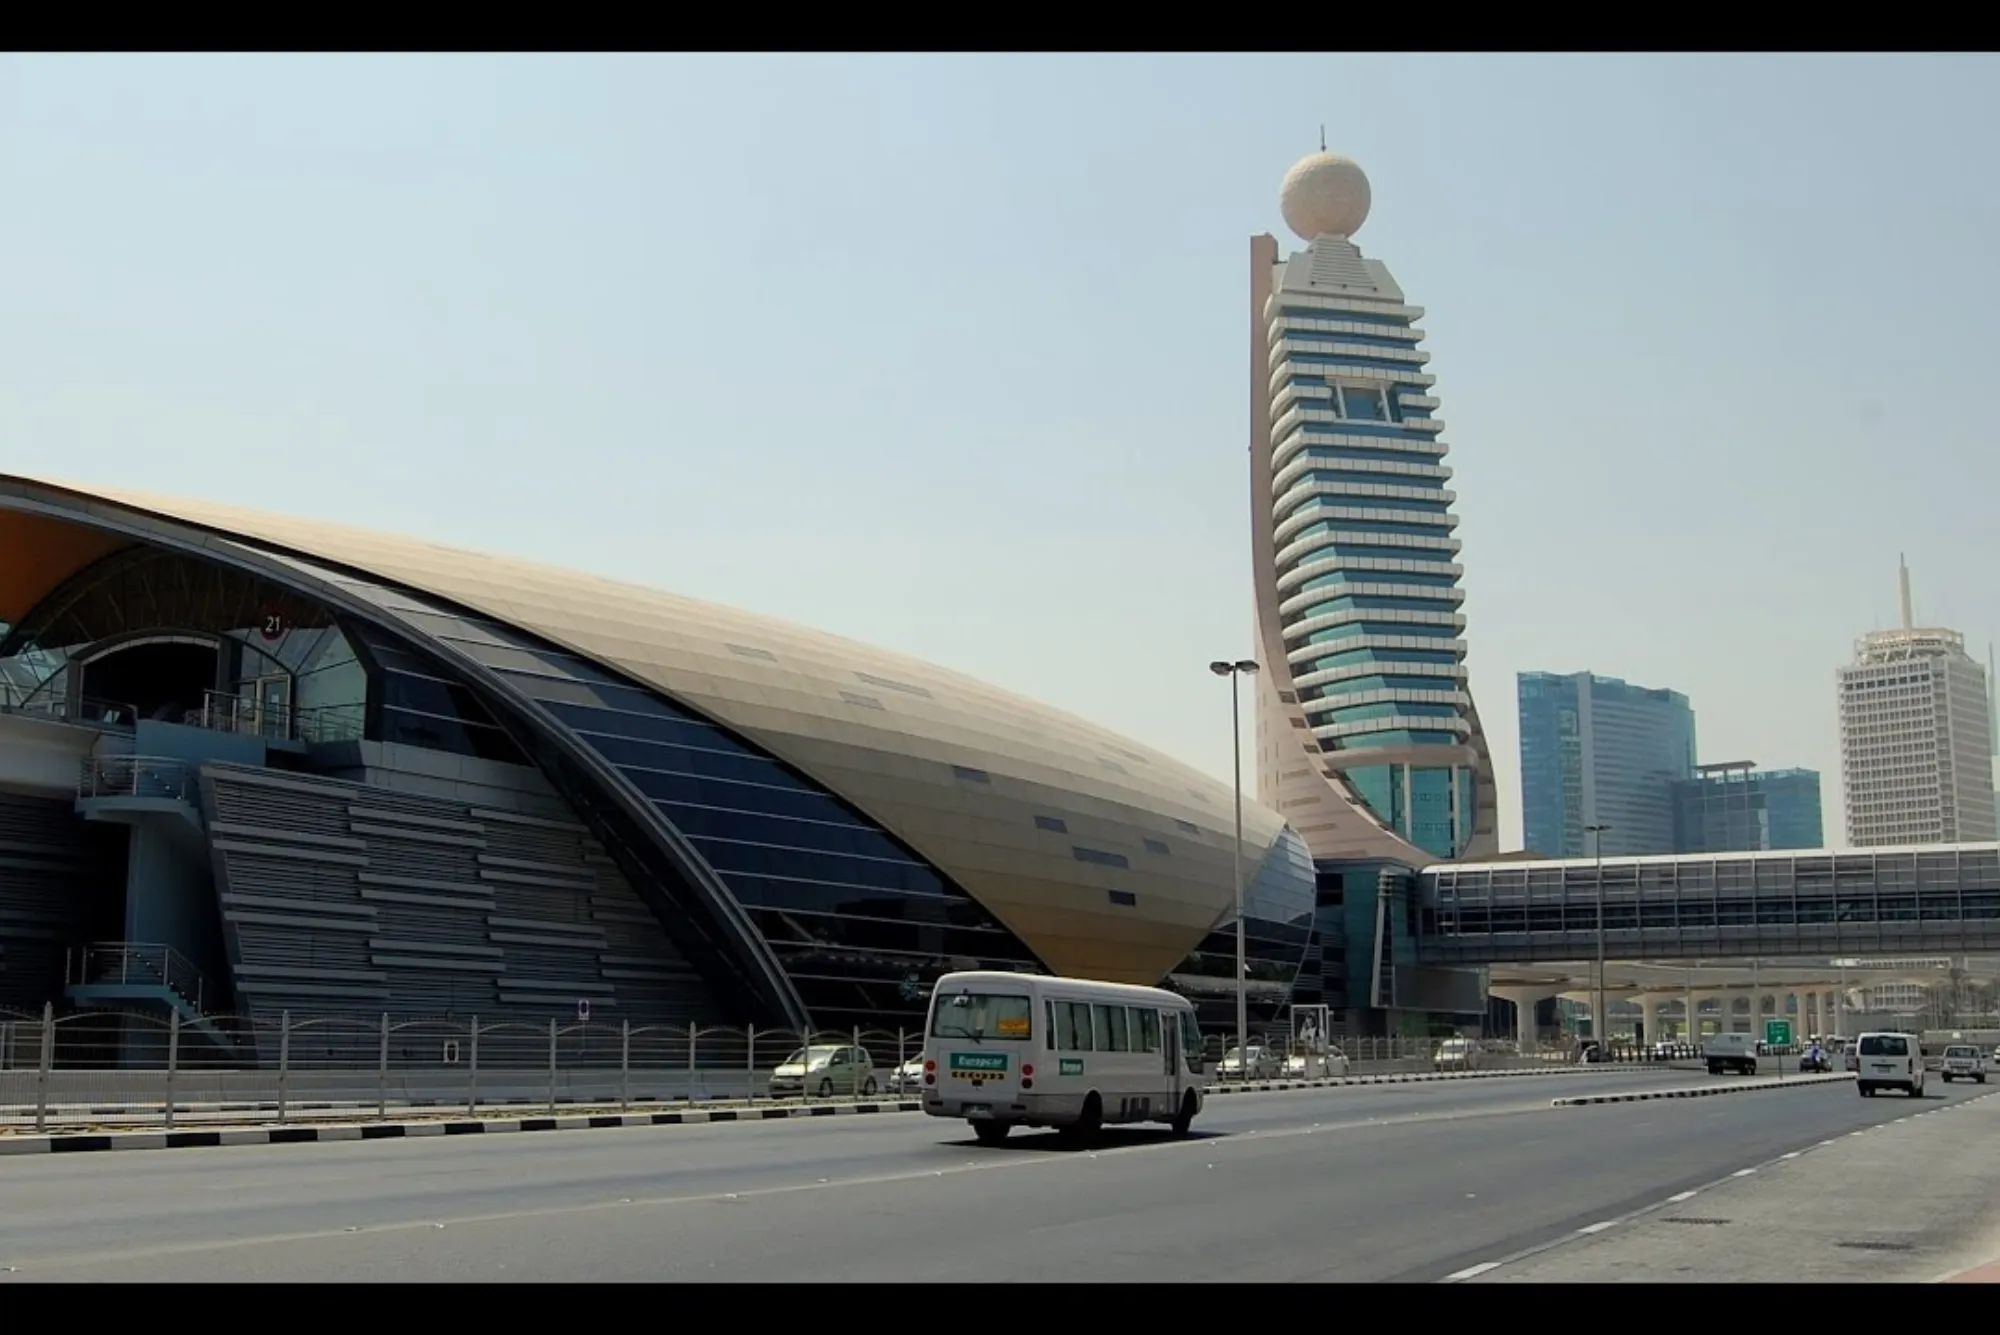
[247,551,1052,1032]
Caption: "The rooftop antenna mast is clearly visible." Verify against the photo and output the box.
[1319,124,1326,152]
[1898,553,1914,630]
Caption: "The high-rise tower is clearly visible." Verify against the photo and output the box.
[1836,558,1998,845]
[1249,149,1498,864]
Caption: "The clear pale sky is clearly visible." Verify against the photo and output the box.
[4,53,1995,850]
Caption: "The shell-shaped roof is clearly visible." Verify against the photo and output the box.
[0,473,1297,984]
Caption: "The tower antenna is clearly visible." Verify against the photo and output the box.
[1319,124,1326,152]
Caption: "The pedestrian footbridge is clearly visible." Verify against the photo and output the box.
[1415,843,2000,965]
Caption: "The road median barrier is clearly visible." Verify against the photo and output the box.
[1209,1064,1605,1096]
[1551,1072,1851,1106]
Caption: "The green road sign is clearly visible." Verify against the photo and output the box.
[1765,1019,1793,1047]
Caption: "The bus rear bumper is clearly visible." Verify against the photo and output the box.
[921,1091,1085,1126]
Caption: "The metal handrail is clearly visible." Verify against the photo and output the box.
[184,689,364,745]
[67,941,214,1015]
[78,755,196,803]
[3,692,146,727]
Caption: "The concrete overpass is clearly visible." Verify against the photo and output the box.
[1419,844,2000,965]
[1486,958,1938,1044]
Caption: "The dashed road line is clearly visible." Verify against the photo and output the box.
[1436,1095,1967,1282]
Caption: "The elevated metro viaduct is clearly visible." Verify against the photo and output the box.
[1410,846,2000,1041]
[1417,844,2000,965]
[1485,959,1940,1046]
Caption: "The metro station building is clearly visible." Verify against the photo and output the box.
[0,473,1352,1056]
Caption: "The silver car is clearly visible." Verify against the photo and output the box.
[1219,1044,1280,1081]
[769,1044,880,1099]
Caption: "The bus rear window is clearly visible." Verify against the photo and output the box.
[931,991,1033,1041]
[1859,1035,1908,1057]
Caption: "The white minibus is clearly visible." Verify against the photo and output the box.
[1854,1031,1925,1098]
[918,970,1205,1145]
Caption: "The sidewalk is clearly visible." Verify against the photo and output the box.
[1470,1090,2000,1282]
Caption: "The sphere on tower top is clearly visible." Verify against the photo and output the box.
[1280,151,1371,241]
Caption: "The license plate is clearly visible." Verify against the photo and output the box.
[964,1104,992,1118]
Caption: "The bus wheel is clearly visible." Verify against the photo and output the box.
[1170,1090,1197,1138]
[1061,1093,1103,1145]
[972,1120,1011,1146]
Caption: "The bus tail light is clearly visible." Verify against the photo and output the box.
[1021,1064,1034,1077]
[1020,1078,1033,1090]
[924,1058,935,1085]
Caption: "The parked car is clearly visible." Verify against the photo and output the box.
[769,1043,879,1099]
[1286,1046,1352,1078]
[1433,1037,1479,1072]
[1218,1044,1280,1081]
[890,1052,926,1093]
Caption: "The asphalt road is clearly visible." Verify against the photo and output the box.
[0,1067,1983,1282]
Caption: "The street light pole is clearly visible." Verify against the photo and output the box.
[1586,823,1610,1046]
[1211,658,1259,1074]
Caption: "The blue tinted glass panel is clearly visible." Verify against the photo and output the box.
[1165,828,1315,1039]
[369,626,1046,1026]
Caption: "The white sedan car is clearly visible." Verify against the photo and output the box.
[1285,1047,1352,1078]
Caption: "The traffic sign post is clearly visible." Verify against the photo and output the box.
[1766,1018,1792,1079]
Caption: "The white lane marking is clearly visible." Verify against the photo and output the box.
[1732,1168,1757,1177]
[1577,1220,1617,1234]
[1667,1190,1698,1203]
[1443,1261,1502,1281]
[1780,1151,1801,1160]
[1819,1139,1838,1146]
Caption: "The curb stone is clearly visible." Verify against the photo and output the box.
[1551,1073,1851,1106]
[0,1099,926,1157]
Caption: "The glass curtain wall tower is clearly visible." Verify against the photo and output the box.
[1248,148,1497,865]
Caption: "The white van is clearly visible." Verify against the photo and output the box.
[1854,1031,1925,1098]
[919,970,1205,1145]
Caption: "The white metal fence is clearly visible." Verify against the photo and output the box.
[0,1008,1580,1133]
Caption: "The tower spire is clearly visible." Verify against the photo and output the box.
[1898,553,1914,630]
[1319,124,1326,152]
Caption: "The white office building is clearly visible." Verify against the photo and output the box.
[1837,560,1997,846]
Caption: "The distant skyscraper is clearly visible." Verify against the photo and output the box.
[1837,559,1997,845]
[1248,147,1497,865]
[1517,671,1697,857]
[1671,762,1824,853]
